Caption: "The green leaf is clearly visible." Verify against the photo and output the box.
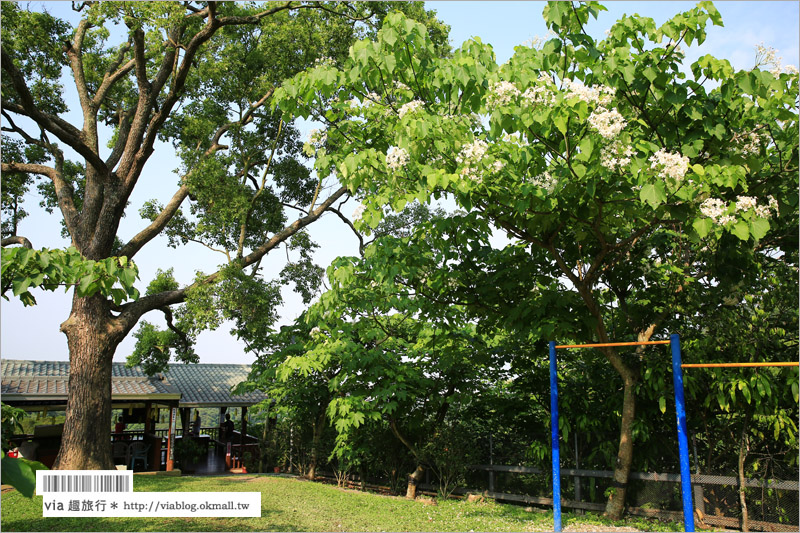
[384,53,396,74]
[1,453,48,498]
[731,220,750,240]
[621,64,636,84]
[693,218,713,238]
[578,137,594,161]
[382,27,397,46]
[658,396,666,414]
[119,268,137,289]
[573,164,586,178]
[553,115,568,135]
[741,383,751,404]
[78,274,95,296]
[11,277,31,297]
[640,183,666,208]
[749,218,770,240]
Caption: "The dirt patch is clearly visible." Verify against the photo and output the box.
[564,525,641,532]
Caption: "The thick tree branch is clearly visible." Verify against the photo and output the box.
[585,218,659,283]
[115,186,349,329]
[117,185,191,259]
[1,236,33,249]
[212,88,275,149]
[160,306,191,351]
[105,107,135,169]
[93,57,135,109]
[328,207,365,255]
[118,85,276,260]
[1,161,57,180]
[240,186,348,267]
[65,19,94,138]
[389,416,420,458]
[1,50,108,174]
[215,2,302,26]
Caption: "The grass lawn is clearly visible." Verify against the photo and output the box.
[1,474,685,532]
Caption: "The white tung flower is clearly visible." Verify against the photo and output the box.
[784,65,799,75]
[600,141,635,172]
[456,139,489,165]
[460,166,482,183]
[352,204,366,221]
[308,128,327,146]
[523,36,544,49]
[562,78,616,106]
[310,326,322,336]
[722,295,739,306]
[364,92,381,105]
[768,195,779,214]
[538,72,553,84]
[521,85,555,106]
[398,100,424,119]
[755,42,782,75]
[386,146,410,171]
[491,160,505,174]
[531,171,557,194]
[735,195,778,219]
[587,107,626,139]
[649,148,689,182]
[732,131,761,156]
[700,198,732,225]
[486,81,521,109]
[754,205,772,218]
[735,196,758,212]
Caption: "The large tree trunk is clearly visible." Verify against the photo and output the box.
[738,408,753,532]
[574,284,638,520]
[604,371,636,519]
[53,295,123,470]
[405,463,425,499]
[307,409,326,480]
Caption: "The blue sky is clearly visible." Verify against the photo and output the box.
[2,1,798,364]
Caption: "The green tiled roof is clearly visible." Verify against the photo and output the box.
[158,363,266,407]
[1,359,266,407]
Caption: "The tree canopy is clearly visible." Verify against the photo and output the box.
[0,0,448,471]
[274,0,797,516]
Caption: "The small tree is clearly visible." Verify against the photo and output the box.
[275,2,798,517]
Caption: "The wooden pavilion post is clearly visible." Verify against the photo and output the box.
[166,405,176,471]
[144,402,152,433]
[240,406,247,447]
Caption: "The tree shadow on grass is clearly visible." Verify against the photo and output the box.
[1,510,305,532]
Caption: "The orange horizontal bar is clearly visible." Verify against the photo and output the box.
[682,362,799,368]
[555,340,671,349]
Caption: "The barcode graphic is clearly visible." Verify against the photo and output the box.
[38,473,131,493]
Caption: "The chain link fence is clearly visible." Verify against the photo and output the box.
[450,428,799,532]
[461,463,799,531]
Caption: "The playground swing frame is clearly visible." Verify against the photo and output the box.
[548,334,694,532]
[548,335,800,532]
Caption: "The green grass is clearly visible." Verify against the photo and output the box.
[1,474,685,532]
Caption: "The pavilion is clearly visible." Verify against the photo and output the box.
[1,359,267,472]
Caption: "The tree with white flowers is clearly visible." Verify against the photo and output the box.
[276,1,798,516]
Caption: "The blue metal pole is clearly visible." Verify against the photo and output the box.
[550,341,562,532]
[671,333,695,532]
